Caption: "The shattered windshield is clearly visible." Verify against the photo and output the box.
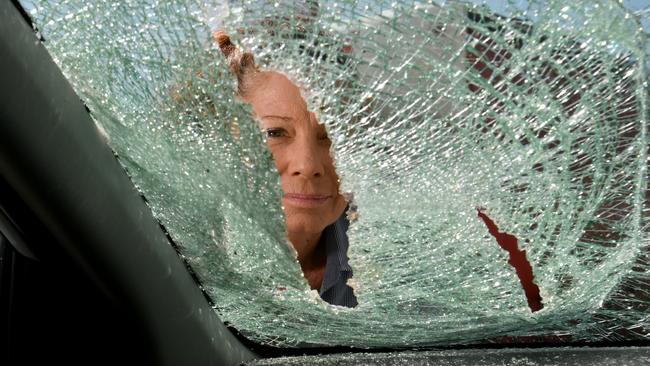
[21,0,649,347]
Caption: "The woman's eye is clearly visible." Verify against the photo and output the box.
[265,128,287,138]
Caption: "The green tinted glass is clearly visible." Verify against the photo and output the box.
[21,0,649,348]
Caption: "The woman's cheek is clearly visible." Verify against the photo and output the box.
[270,146,289,174]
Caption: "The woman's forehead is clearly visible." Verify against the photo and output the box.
[251,71,308,113]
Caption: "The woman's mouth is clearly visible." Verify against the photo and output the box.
[283,193,332,208]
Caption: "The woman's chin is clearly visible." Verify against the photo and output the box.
[285,211,333,235]
[282,197,346,234]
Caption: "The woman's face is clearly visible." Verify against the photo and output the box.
[243,71,347,237]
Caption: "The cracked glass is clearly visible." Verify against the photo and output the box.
[20,0,650,348]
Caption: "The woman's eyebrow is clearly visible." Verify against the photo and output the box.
[261,115,293,121]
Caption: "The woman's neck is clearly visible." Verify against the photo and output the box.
[289,230,327,289]
[288,231,323,267]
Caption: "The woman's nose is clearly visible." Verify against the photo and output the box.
[289,139,325,179]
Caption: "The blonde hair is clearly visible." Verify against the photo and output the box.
[213,30,260,97]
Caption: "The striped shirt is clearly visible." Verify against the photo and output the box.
[318,212,358,308]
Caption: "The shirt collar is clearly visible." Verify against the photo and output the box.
[319,212,353,295]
